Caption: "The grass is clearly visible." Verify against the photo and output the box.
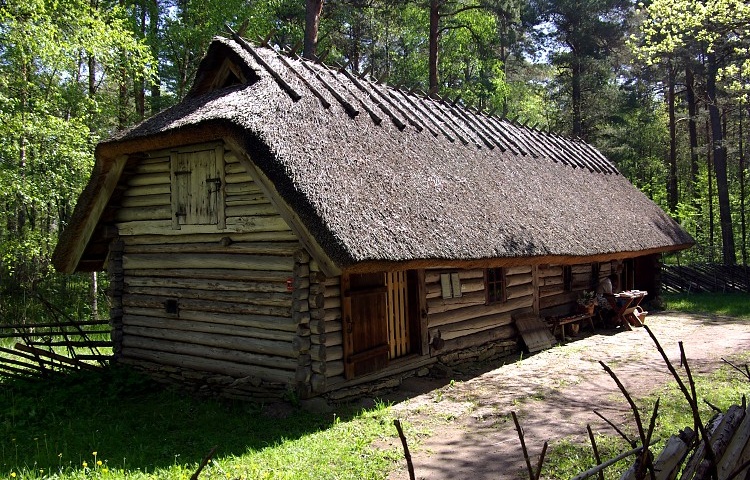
[539,292,750,480]
[0,368,403,480]
[662,292,750,319]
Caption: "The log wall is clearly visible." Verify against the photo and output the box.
[111,146,305,400]
[425,267,532,361]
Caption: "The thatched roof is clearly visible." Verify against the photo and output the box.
[53,35,693,274]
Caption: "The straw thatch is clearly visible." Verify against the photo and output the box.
[53,36,693,274]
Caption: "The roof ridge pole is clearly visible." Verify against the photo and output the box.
[368,83,425,133]
[395,90,455,142]
[444,102,499,150]
[319,63,382,125]
[387,88,440,138]
[295,58,363,118]
[274,53,331,109]
[226,24,301,102]
[419,96,470,145]
[337,66,406,130]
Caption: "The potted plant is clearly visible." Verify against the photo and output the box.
[577,290,597,315]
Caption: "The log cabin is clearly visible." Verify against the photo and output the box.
[52,34,694,402]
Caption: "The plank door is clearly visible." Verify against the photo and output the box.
[342,272,390,378]
[170,145,224,228]
[387,271,410,359]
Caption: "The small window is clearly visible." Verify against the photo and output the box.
[440,273,462,299]
[563,265,573,292]
[486,268,506,304]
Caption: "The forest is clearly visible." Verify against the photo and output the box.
[1,0,749,296]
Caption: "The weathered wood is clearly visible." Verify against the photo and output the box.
[292,336,311,353]
[225,193,272,206]
[121,183,171,197]
[717,405,750,480]
[311,344,343,362]
[133,158,169,174]
[431,312,514,341]
[538,266,563,277]
[120,347,295,384]
[427,290,486,314]
[127,172,170,187]
[123,253,294,271]
[324,361,344,378]
[295,365,312,384]
[435,324,516,353]
[224,162,247,174]
[506,283,534,300]
[680,412,726,480]
[125,276,291,293]
[225,204,278,217]
[539,291,577,309]
[425,269,484,284]
[114,206,172,223]
[121,232,299,245]
[224,181,262,195]
[122,295,291,317]
[124,241,300,256]
[116,217,290,236]
[426,278,485,298]
[689,405,746,480]
[634,429,694,480]
[506,265,532,276]
[224,172,255,184]
[125,307,297,332]
[119,193,171,208]
[123,314,294,341]
[506,272,533,287]
[122,335,297,371]
[428,294,533,328]
[122,324,297,358]
[124,285,292,307]
[126,268,292,283]
[532,265,540,315]
[13,343,102,371]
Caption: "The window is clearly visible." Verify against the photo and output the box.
[486,268,506,304]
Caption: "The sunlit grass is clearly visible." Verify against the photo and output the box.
[662,292,750,319]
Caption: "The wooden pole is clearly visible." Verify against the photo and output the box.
[393,419,415,480]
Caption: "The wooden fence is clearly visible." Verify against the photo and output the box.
[662,265,750,293]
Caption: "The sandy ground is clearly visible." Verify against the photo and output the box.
[381,312,750,480]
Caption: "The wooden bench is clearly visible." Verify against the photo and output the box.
[550,313,596,341]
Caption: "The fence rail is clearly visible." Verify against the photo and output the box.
[662,264,750,293]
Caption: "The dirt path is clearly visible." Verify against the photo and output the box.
[383,312,750,480]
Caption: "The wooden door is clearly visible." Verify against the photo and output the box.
[342,272,389,378]
[387,271,410,359]
[170,145,224,229]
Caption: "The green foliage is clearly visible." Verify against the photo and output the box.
[0,368,401,479]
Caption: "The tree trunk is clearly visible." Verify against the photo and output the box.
[428,0,440,95]
[571,56,583,138]
[740,103,747,266]
[303,0,324,60]
[667,61,678,214]
[706,52,736,265]
[685,66,700,205]
[707,118,715,263]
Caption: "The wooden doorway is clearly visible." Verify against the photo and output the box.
[342,271,421,378]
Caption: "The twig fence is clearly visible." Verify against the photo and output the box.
[0,293,111,378]
[394,326,750,480]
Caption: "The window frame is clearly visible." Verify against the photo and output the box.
[485,267,507,304]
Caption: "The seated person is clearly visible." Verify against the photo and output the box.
[595,274,621,325]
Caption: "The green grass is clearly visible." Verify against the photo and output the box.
[662,292,750,319]
[0,368,402,480]
[540,353,750,479]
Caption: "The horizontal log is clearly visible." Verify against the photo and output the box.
[571,265,592,274]
[225,194,273,207]
[325,331,343,347]
[538,266,563,277]
[126,268,293,283]
[121,184,171,197]
[310,344,344,362]
[225,172,255,184]
[224,151,240,164]
[427,290,486,315]
[325,308,342,322]
[225,182,262,196]
[540,276,563,287]
[120,347,294,384]
[121,232,299,245]
[115,206,171,222]
[295,365,311,384]
[436,324,516,354]
[127,172,170,187]
[311,373,326,393]
[324,276,340,286]
[133,159,169,174]
[293,336,311,353]
[539,285,565,297]
[125,276,291,294]
[119,193,171,209]
[428,295,532,328]
[539,291,577,309]
[123,253,294,271]
[505,265,532,275]
[121,335,297,371]
[506,283,534,300]
[125,306,297,332]
[225,162,247,175]
[122,324,297,358]
[325,361,344,378]
[426,278,485,299]
[123,314,295,342]
[123,294,291,317]
[430,312,514,341]
[116,217,291,236]
[124,285,292,307]
[506,272,532,287]
[225,204,278,217]
[124,241,300,256]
